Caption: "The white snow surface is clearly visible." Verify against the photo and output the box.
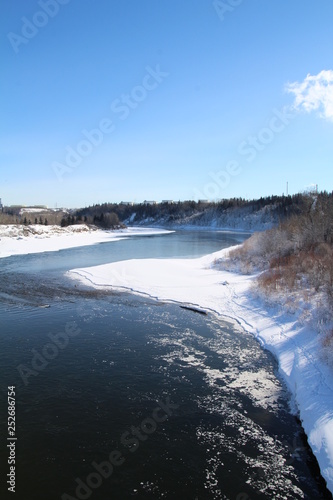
[0,224,172,259]
[67,246,333,494]
[1,223,333,492]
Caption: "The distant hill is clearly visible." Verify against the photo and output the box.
[0,206,69,226]
[3,193,331,232]
[75,193,324,232]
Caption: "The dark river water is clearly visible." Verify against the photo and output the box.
[0,230,331,499]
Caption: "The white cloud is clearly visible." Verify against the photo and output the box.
[285,69,333,122]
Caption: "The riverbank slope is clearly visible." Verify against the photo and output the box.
[67,246,333,495]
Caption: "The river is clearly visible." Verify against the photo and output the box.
[0,230,330,499]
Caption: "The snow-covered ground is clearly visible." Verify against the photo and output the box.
[67,247,333,495]
[1,223,332,493]
[0,224,172,259]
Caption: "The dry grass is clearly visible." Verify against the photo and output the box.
[216,198,333,356]
[258,243,333,297]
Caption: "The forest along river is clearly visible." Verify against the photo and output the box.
[0,230,331,500]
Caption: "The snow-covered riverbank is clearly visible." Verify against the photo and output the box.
[67,247,333,494]
[0,224,172,259]
[1,223,332,493]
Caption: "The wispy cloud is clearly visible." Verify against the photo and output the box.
[285,69,333,122]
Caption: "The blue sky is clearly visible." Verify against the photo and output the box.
[1,0,333,208]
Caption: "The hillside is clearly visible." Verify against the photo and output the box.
[2,194,323,232]
[214,190,333,362]
[75,194,314,231]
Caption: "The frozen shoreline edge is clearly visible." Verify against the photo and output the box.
[67,246,333,495]
[0,225,173,259]
[1,223,333,493]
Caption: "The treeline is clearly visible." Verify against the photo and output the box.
[75,194,312,225]
[23,216,48,226]
[2,192,330,229]
[60,214,86,227]
[91,212,120,229]
[0,208,68,226]
[75,200,198,223]
[60,212,121,229]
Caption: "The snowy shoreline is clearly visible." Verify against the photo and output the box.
[67,247,333,495]
[1,223,333,493]
[0,224,173,259]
